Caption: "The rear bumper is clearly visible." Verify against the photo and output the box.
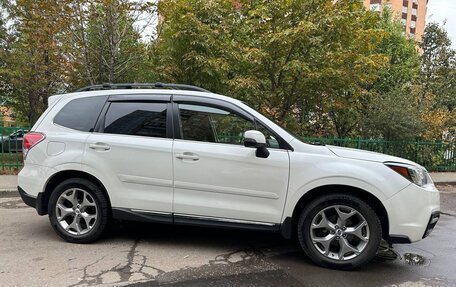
[18,186,36,208]
[18,186,46,215]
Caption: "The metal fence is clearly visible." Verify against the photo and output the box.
[0,126,454,172]
[302,137,456,172]
[0,126,28,172]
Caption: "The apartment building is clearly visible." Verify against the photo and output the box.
[364,0,428,41]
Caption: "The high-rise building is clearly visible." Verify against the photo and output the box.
[364,0,428,42]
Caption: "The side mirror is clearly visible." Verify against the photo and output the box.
[244,130,270,158]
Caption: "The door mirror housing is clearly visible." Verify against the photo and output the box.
[244,130,270,158]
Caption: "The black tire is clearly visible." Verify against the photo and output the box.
[48,178,110,243]
[297,193,382,270]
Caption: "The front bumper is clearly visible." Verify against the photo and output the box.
[423,211,440,239]
[384,183,440,243]
[18,186,46,215]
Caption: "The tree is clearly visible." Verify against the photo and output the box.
[421,22,456,109]
[360,9,423,140]
[3,0,74,125]
[155,0,388,137]
[67,0,154,87]
[419,22,456,139]
[0,0,12,102]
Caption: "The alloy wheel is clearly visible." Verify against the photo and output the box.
[55,188,98,236]
[310,205,370,261]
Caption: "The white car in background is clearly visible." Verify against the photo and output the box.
[18,83,440,269]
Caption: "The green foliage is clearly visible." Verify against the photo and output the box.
[359,9,423,140]
[364,85,424,140]
[418,22,456,139]
[155,0,388,138]
[0,0,453,140]
[68,0,152,87]
[1,0,74,125]
[420,22,456,111]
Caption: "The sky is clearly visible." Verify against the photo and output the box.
[427,0,456,48]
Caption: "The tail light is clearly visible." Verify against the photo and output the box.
[23,132,46,159]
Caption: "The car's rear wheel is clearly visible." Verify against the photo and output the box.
[297,193,381,269]
[48,178,110,243]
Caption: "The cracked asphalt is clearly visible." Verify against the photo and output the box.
[0,185,455,287]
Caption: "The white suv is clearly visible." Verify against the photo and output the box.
[18,83,440,269]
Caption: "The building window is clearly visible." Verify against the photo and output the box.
[402,12,408,19]
[411,15,417,21]
[412,8,417,16]
[370,3,381,12]
[402,6,408,13]
[403,0,409,6]
[410,21,416,28]
[401,19,407,26]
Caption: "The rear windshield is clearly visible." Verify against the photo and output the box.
[54,96,107,132]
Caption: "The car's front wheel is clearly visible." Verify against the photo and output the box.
[48,178,110,243]
[297,193,382,270]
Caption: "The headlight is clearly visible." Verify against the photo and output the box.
[385,163,432,187]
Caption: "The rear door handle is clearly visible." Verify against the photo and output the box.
[176,152,199,161]
[89,142,110,151]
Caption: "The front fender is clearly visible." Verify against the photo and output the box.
[282,153,410,220]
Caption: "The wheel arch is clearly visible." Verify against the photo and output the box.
[282,184,389,242]
[39,170,111,215]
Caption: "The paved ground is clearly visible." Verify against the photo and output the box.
[0,175,17,192]
[0,185,455,287]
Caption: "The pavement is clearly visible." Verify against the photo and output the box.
[0,180,455,286]
[0,175,17,193]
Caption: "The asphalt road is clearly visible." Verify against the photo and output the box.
[0,185,455,287]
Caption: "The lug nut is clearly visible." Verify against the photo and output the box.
[331,231,335,234]
[342,227,346,230]
[335,225,339,229]
[336,236,340,239]
[343,234,347,238]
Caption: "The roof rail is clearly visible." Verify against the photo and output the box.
[75,83,210,93]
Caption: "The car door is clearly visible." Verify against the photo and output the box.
[83,95,174,220]
[172,97,290,225]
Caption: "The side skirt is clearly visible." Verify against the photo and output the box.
[112,208,280,233]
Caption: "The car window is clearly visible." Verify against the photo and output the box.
[178,104,255,145]
[54,96,107,132]
[104,102,167,138]
[256,122,281,149]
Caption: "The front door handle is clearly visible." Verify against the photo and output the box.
[89,142,110,151]
[176,152,199,161]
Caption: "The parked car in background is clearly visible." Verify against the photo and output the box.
[18,83,440,270]
[1,129,28,153]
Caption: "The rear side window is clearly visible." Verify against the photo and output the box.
[54,96,107,132]
[103,102,167,138]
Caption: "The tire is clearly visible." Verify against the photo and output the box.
[297,193,382,270]
[48,178,110,243]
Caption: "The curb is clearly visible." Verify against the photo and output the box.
[435,182,456,186]
[0,189,18,198]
